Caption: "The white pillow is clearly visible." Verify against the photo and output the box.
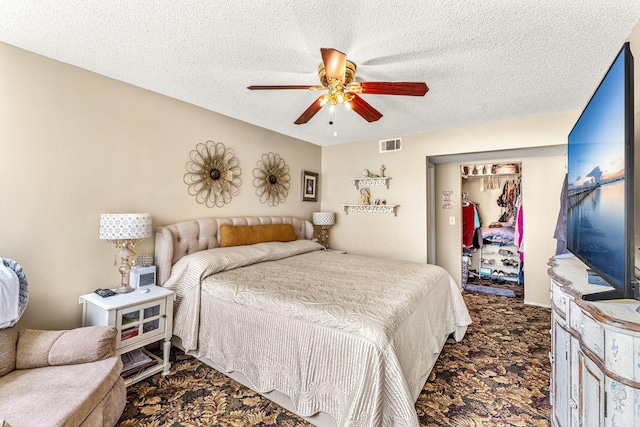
[0,264,19,329]
[0,259,28,329]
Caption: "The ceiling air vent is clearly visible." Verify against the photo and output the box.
[379,138,402,153]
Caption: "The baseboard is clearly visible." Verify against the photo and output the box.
[524,300,551,308]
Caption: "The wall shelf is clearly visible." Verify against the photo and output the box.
[351,177,390,189]
[343,204,398,216]
[462,173,520,179]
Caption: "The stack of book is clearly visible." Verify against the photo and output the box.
[120,348,158,379]
[120,327,139,341]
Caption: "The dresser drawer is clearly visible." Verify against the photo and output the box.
[605,328,639,382]
[570,301,604,360]
[551,280,569,317]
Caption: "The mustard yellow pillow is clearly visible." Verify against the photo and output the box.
[220,224,297,247]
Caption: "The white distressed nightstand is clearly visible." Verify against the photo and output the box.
[79,286,174,386]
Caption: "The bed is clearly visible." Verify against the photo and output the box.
[155,216,471,427]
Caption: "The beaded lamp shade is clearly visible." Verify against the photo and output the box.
[99,213,152,241]
[312,212,335,226]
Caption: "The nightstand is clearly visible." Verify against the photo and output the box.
[78,286,174,386]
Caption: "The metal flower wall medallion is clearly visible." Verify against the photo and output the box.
[253,152,290,206]
[183,141,242,207]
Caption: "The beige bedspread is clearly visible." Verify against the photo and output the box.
[163,240,471,426]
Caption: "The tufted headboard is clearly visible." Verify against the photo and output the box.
[154,216,314,286]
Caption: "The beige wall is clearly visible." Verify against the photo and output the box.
[320,141,430,262]
[322,119,570,307]
[433,162,465,282]
[521,155,567,305]
[0,43,321,329]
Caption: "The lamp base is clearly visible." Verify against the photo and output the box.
[115,244,136,294]
[318,225,331,249]
[115,284,135,294]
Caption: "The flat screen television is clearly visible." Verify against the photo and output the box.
[567,42,637,301]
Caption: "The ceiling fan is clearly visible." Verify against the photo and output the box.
[247,48,429,125]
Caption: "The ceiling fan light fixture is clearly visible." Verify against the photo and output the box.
[248,48,427,125]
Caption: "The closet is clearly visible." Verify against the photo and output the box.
[461,163,523,287]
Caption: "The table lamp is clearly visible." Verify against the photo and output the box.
[99,213,152,293]
[312,212,335,249]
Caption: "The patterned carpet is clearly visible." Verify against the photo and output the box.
[117,279,551,426]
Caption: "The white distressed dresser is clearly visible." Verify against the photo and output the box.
[548,255,640,427]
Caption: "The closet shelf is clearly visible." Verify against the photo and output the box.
[342,204,398,216]
[462,173,520,179]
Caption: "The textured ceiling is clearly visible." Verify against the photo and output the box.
[1,1,640,146]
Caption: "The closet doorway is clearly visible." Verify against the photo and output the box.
[461,163,523,298]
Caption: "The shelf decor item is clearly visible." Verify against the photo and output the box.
[183,141,242,208]
[253,152,290,206]
[99,213,152,294]
[312,211,335,249]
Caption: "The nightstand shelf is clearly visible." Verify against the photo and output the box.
[79,286,175,386]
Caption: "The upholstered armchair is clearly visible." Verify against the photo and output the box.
[0,325,126,427]
[0,258,126,426]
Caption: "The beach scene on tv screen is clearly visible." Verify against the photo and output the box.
[567,49,625,287]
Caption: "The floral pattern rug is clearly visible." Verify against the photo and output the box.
[117,279,550,426]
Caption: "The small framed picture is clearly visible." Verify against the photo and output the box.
[302,171,318,202]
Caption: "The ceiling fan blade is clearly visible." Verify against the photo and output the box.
[348,94,383,122]
[321,48,347,82]
[247,85,323,90]
[352,82,429,96]
[294,96,325,125]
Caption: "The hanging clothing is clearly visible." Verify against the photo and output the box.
[462,203,476,248]
[553,174,568,255]
[514,203,524,262]
[472,227,483,249]
[497,178,521,222]
[463,202,482,248]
